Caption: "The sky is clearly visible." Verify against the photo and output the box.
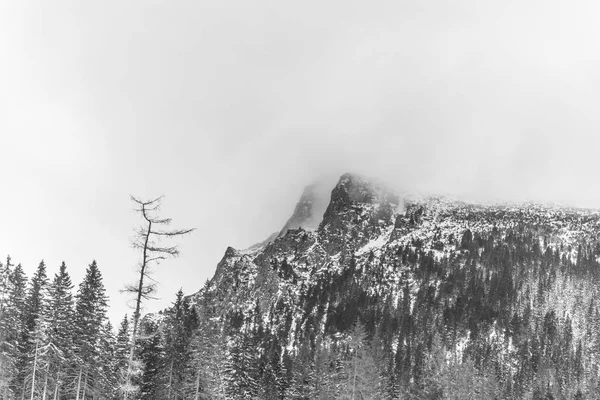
[2,0,600,323]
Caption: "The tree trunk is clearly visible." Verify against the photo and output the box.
[41,361,50,400]
[352,349,358,400]
[30,341,39,400]
[125,219,152,400]
[167,359,173,400]
[81,370,88,400]
[52,369,60,400]
[75,368,82,400]
[194,367,200,400]
[216,362,226,400]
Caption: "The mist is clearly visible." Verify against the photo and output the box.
[2,0,600,321]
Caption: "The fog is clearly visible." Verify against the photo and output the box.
[2,0,600,321]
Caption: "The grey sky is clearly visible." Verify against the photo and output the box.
[2,0,600,322]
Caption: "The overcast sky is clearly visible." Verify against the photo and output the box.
[2,0,600,323]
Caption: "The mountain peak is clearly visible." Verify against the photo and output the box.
[279,180,329,237]
[318,173,400,254]
[325,173,399,215]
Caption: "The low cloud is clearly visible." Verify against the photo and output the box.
[3,0,600,322]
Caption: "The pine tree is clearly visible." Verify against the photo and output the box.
[115,315,131,398]
[0,256,15,398]
[312,340,341,400]
[6,263,27,397]
[291,341,314,399]
[339,321,381,400]
[223,332,259,399]
[18,260,49,400]
[137,319,165,400]
[98,321,119,399]
[24,261,48,341]
[45,261,74,398]
[185,324,211,400]
[162,289,192,400]
[186,313,228,400]
[72,260,109,399]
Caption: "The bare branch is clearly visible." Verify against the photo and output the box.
[150,228,196,236]
[121,284,142,294]
[149,217,172,225]
[133,227,148,236]
[139,285,159,300]
[129,195,164,207]
[143,273,160,284]
[146,245,180,255]
[145,256,166,264]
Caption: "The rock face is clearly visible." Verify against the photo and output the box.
[319,173,400,254]
[278,180,330,237]
[192,172,600,351]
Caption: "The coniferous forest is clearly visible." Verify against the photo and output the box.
[2,175,600,399]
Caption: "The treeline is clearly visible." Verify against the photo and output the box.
[0,259,124,399]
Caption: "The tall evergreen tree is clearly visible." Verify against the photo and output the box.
[0,257,14,397]
[18,261,49,400]
[6,263,27,397]
[340,321,382,400]
[162,289,197,400]
[98,321,119,400]
[73,260,109,399]
[45,261,74,398]
[223,332,259,400]
[137,319,165,400]
[186,314,228,400]
[115,314,131,398]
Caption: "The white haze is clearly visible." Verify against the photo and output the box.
[1,0,600,322]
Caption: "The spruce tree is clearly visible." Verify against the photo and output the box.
[137,319,165,400]
[6,263,27,396]
[98,321,119,399]
[45,261,74,397]
[340,321,381,400]
[73,260,109,399]
[162,289,197,399]
[24,261,48,341]
[223,332,259,399]
[186,312,228,400]
[19,260,49,400]
[0,257,14,397]
[115,314,131,398]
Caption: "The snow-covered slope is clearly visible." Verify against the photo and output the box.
[191,173,600,348]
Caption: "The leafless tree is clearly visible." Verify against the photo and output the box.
[122,196,194,399]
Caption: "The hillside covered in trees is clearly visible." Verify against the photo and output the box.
[3,173,600,399]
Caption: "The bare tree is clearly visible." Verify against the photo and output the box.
[122,196,195,399]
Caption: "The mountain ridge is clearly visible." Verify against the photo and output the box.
[164,173,600,398]
[193,173,600,322]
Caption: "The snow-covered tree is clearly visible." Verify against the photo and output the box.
[72,260,109,399]
[0,257,15,398]
[223,333,259,399]
[44,261,74,398]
